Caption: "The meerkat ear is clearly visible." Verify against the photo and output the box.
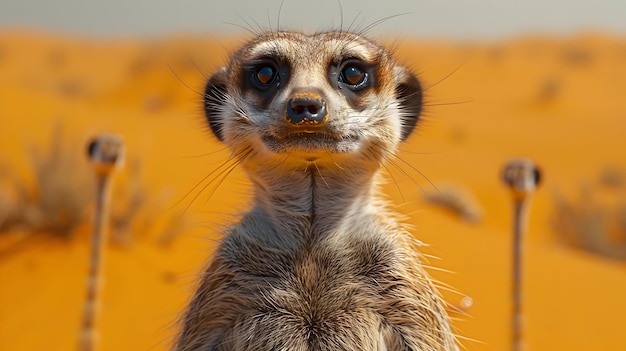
[204,67,228,141]
[394,66,423,141]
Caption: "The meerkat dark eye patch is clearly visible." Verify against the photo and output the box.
[244,59,283,92]
[241,59,289,109]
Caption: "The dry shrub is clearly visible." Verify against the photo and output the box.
[562,46,594,66]
[0,129,185,254]
[108,158,147,245]
[551,168,626,260]
[0,130,92,237]
[537,77,562,103]
[423,183,484,223]
[599,166,624,189]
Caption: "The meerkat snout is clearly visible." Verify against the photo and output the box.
[286,91,328,126]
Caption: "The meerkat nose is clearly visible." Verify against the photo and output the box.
[286,92,328,126]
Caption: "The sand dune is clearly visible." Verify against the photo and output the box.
[1,31,625,350]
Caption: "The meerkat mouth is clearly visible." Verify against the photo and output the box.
[261,131,360,154]
[280,130,341,141]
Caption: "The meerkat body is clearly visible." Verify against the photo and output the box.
[176,31,457,351]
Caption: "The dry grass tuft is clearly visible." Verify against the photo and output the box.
[423,183,484,223]
[551,167,626,260]
[0,129,186,254]
[0,128,92,237]
[109,158,147,245]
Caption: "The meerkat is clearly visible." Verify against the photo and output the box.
[175,30,458,351]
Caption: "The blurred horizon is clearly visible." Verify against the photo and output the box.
[2,0,626,39]
[2,2,626,351]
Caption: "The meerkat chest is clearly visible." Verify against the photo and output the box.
[221,232,398,350]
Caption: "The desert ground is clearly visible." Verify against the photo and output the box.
[1,30,625,350]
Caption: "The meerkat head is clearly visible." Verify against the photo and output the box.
[204,31,422,169]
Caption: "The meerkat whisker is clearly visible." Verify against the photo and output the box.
[229,15,263,36]
[311,161,329,188]
[369,146,429,197]
[188,148,252,212]
[380,160,406,202]
[355,13,410,36]
[387,150,441,196]
[336,0,346,33]
[346,12,363,34]
[423,62,467,91]
[166,63,205,98]
[184,53,209,80]
[179,145,230,159]
[224,21,258,36]
[423,100,474,107]
[397,147,447,156]
[200,150,252,206]
[173,146,252,213]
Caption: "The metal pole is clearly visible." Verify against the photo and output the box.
[502,159,541,351]
[79,134,124,351]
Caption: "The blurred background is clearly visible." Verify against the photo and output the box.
[1,1,625,350]
[3,0,626,38]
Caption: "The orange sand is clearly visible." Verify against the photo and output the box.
[0,30,625,351]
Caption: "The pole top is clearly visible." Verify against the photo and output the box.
[502,158,541,200]
[87,134,125,175]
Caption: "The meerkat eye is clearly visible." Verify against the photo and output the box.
[255,66,277,85]
[339,63,369,90]
[342,66,364,84]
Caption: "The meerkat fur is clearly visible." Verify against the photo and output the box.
[176,30,458,351]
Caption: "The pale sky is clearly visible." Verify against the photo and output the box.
[2,0,626,39]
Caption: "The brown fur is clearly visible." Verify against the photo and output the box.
[175,31,458,351]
